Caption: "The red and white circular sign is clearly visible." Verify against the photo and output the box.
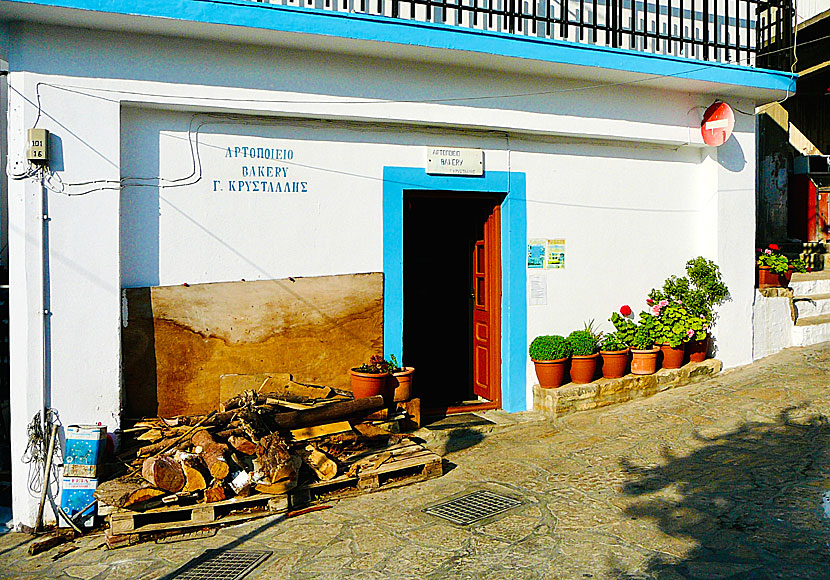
[701,101,735,146]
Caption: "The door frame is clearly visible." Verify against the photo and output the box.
[382,167,528,413]
[402,191,502,414]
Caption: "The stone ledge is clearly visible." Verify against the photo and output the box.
[533,359,723,419]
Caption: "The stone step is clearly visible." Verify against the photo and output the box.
[793,293,830,318]
[790,272,830,295]
[792,315,830,346]
[794,313,830,327]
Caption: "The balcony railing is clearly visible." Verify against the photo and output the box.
[258,0,795,69]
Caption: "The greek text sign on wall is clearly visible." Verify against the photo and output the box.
[426,147,483,176]
[203,140,310,193]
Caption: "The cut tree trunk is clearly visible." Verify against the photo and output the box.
[176,452,209,492]
[191,429,231,480]
[94,477,167,509]
[141,455,185,493]
[228,435,257,456]
[302,445,337,481]
[270,395,384,430]
[256,433,296,483]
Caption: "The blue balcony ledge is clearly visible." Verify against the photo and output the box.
[0,0,796,97]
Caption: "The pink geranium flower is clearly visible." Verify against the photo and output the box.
[765,249,772,255]
[686,329,695,337]
[659,299,669,308]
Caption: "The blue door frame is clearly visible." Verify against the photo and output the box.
[382,167,527,412]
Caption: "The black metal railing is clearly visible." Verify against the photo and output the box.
[261,0,795,69]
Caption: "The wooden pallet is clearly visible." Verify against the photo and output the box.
[109,492,288,535]
[292,439,442,503]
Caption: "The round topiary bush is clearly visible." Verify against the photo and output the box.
[529,335,571,361]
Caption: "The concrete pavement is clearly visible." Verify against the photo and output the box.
[3,343,830,579]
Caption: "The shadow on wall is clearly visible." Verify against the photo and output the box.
[716,133,746,173]
[615,407,830,579]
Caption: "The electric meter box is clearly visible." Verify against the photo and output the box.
[26,128,48,162]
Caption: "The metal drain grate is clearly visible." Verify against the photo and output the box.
[423,490,523,526]
[173,549,271,580]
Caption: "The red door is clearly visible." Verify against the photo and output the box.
[472,206,501,404]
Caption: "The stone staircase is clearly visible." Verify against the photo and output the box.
[791,271,830,346]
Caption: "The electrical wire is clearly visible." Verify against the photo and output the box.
[13,26,823,195]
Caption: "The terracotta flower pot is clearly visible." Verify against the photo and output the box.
[349,369,391,402]
[390,367,415,402]
[600,349,630,379]
[658,343,685,369]
[630,348,659,375]
[533,358,568,388]
[757,265,793,289]
[569,353,600,384]
[687,335,709,363]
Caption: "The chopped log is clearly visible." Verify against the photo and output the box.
[256,433,296,484]
[136,429,163,442]
[93,477,166,509]
[141,456,185,493]
[176,452,209,493]
[136,437,181,458]
[191,430,230,480]
[27,530,75,556]
[302,445,337,481]
[291,421,353,442]
[204,485,227,503]
[214,427,246,440]
[271,395,384,430]
[228,435,257,456]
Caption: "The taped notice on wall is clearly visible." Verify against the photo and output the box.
[527,238,565,270]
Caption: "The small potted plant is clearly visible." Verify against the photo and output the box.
[349,354,392,401]
[566,322,601,384]
[599,331,629,379]
[387,354,415,402]
[756,244,807,288]
[529,335,571,388]
[613,311,659,375]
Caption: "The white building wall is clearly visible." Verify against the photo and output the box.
[6,23,763,526]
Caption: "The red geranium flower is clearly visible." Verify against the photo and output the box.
[646,298,654,305]
[620,305,632,316]
[769,243,780,251]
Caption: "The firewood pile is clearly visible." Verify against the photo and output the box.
[95,376,430,536]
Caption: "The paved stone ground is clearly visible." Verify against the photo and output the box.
[3,344,830,579]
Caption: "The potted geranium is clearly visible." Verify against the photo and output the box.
[529,335,571,388]
[612,310,659,375]
[652,303,700,369]
[757,244,807,288]
[387,354,415,402]
[349,354,392,401]
[566,322,601,384]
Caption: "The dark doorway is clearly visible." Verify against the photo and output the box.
[402,192,502,414]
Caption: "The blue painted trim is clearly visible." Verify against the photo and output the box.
[382,167,527,413]
[2,0,796,93]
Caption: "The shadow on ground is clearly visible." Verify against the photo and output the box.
[616,408,830,579]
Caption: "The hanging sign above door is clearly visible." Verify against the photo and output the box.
[426,147,483,176]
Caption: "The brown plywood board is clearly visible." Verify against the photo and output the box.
[122,273,383,417]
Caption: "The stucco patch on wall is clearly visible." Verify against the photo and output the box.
[122,273,383,417]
